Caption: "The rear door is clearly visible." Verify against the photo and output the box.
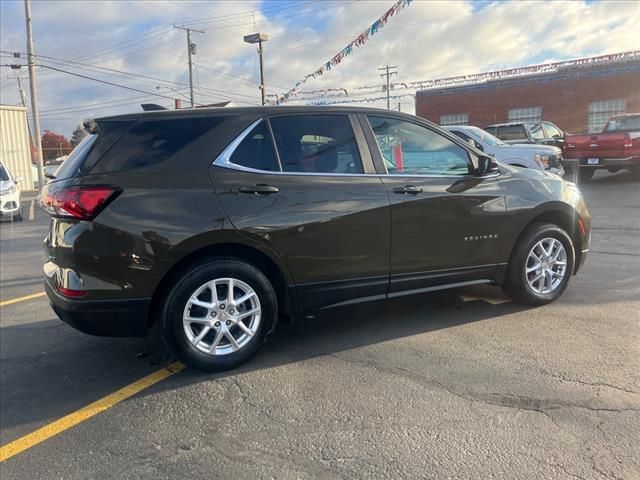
[361,114,507,295]
[209,114,391,311]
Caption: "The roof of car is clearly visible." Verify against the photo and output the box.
[96,105,419,123]
[484,121,533,128]
[609,113,640,119]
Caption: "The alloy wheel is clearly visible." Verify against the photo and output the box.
[525,237,568,295]
[182,277,261,355]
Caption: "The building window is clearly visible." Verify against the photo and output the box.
[508,107,542,123]
[439,113,468,126]
[588,99,626,133]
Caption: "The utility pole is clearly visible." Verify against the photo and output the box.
[24,0,45,191]
[378,65,398,110]
[174,25,204,108]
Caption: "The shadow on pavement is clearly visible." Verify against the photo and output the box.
[0,287,524,436]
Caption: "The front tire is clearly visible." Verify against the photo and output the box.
[503,223,575,306]
[160,258,277,372]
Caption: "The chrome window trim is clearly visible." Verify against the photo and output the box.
[212,117,375,177]
[212,117,497,179]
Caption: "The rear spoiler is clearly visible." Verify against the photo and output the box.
[141,103,168,111]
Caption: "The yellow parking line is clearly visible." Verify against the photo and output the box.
[0,361,185,462]
[0,292,47,307]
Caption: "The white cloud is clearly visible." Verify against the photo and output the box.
[0,0,638,136]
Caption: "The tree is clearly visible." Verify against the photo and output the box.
[41,130,73,161]
[70,124,88,147]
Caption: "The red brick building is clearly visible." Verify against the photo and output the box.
[415,54,640,134]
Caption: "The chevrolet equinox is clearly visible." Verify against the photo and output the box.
[39,107,591,371]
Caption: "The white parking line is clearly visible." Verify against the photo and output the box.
[28,200,35,221]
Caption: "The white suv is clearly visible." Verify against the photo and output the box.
[445,125,565,177]
[0,163,23,221]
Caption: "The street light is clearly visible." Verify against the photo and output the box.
[243,32,268,106]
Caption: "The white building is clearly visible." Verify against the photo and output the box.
[0,105,35,190]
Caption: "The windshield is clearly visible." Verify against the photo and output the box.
[0,165,10,182]
[466,126,506,146]
[605,116,640,132]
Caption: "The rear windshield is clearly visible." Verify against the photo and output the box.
[605,116,640,132]
[52,134,98,180]
[91,116,223,174]
[496,125,527,141]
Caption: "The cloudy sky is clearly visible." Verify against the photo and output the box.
[1,0,638,137]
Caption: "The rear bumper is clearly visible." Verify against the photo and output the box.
[45,280,150,337]
[573,156,640,168]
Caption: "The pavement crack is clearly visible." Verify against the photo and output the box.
[539,370,639,395]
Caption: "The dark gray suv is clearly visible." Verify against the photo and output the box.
[39,107,591,371]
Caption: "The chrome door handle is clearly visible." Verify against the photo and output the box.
[239,184,279,195]
[393,185,422,195]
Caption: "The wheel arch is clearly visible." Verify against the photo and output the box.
[147,240,296,330]
[507,205,583,277]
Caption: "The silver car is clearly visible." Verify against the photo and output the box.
[445,125,565,177]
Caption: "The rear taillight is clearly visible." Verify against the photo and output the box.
[56,285,88,298]
[39,186,120,220]
[623,136,632,154]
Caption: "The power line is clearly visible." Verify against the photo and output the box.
[1,51,261,102]
[2,63,196,103]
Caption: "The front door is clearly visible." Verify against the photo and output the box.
[209,114,391,311]
[361,114,507,294]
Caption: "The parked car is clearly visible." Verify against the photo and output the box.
[0,163,23,221]
[445,125,564,176]
[484,121,566,148]
[39,107,591,372]
[44,159,64,179]
[563,113,640,181]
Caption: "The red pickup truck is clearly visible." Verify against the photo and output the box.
[563,113,640,181]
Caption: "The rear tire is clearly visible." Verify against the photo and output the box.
[577,168,595,182]
[160,258,277,372]
[503,222,575,306]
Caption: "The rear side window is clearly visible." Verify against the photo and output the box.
[52,134,97,180]
[229,121,279,171]
[497,125,526,141]
[270,115,364,174]
[92,117,223,173]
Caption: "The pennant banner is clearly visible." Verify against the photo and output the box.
[276,0,412,104]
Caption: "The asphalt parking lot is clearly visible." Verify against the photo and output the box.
[1,170,638,479]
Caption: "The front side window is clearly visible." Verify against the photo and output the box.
[270,115,363,174]
[229,121,279,171]
[543,122,562,138]
[368,116,471,176]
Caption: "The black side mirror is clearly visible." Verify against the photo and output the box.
[477,155,499,176]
